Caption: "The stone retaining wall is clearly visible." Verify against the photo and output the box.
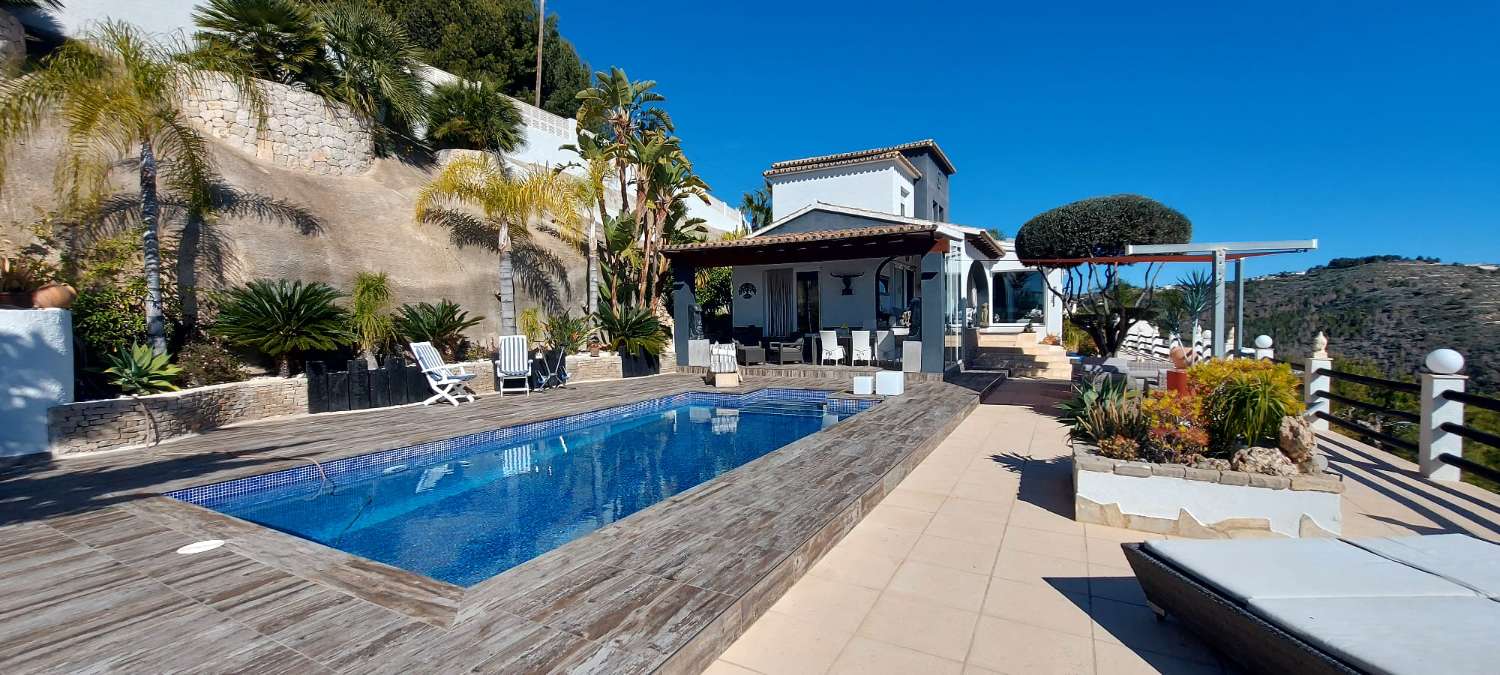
[182,74,374,176]
[48,377,307,457]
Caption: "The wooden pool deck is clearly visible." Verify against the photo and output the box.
[0,372,1001,673]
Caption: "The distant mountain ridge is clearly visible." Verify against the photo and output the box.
[1238,259,1500,392]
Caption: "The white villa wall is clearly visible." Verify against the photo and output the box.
[769,163,915,222]
[732,256,909,332]
[0,309,74,458]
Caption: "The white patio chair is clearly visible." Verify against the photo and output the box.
[850,330,873,366]
[818,330,845,365]
[494,335,531,397]
[410,341,477,406]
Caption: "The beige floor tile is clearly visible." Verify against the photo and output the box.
[720,610,853,675]
[963,666,1006,675]
[968,616,1096,675]
[1093,640,1223,675]
[863,503,936,534]
[925,511,1007,547]
[900,470,961,495]
[839,520,923,559]
[828,636,964,675]
[881,488,949,513]
[1089,597,1219,665]
[702,660,763,675]
[992,548,1090,594]
[1008,501,1086,534]
[906,533,1001,575]
[982,577,1094,637]
[808,545,904,590]
[936,496,1015,524]
[1085,538,1133,568]
[857,593,979,661]
[1003,526,1088,562]
[949,479,1021,504]
[887,559,990,612]
[1087,564,1147,607]
[768,574,883,635]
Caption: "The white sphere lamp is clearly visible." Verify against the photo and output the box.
[1425,349,1464,375]
[1254,335,1273,349]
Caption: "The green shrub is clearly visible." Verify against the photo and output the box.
[596,304,666,358]
[1189,359,1303,449]
[102,343,182,395]
[176,339,248,387]
[543,310,591,354]
[212,279,350,377]
[426,80,523,152]
[393,299,483,359]
[1015,194,1192,261]
[350,271,396,364]
[191,0,329,86]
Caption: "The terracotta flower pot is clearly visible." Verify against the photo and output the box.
[32,283,76,309]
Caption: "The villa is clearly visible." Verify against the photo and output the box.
[2,3,1500,674]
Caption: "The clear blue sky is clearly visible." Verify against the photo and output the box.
[560,1,1498,275]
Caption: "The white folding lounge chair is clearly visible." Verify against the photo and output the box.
[818,330,846,365]
[494,334,531,397]
[709,343,739,387]
[410,341,477,406]
[850,330,873,366]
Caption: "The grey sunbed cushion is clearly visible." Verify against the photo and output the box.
[1142,538,1477,603]
[1347,534,1500,599]
[1248,596,1500,675]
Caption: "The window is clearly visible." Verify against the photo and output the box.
[990,271,1045,323]
[899,203,905,216]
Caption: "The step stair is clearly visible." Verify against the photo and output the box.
[970,342,1073,380]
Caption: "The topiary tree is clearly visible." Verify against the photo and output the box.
[1015,194,1191,356]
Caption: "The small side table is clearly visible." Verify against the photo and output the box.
[875,371,905,396]
[852,376,874,396]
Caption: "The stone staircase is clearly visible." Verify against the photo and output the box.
[971,332,1074,380]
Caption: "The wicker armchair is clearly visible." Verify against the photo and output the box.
[732,326,766,365]
[766,335,805,364]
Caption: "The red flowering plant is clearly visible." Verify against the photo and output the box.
[1139,389,1210,464]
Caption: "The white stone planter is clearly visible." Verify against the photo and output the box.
[1072,442,1343,538]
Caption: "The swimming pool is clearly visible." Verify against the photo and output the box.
[169,389,874,586]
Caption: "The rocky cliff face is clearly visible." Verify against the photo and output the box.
[1239,260,1500,391]
[0,126,586,340]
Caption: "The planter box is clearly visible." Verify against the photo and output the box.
[1072,442,1343,538]
[619,351,661,378]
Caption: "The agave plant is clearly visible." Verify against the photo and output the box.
[393,299,482,359]
[1058,373,1131,431]
[102,343,182,395]
[212,279,350,377]
[595,304,665,358]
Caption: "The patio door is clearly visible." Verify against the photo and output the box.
[766,268,796,337]
[795,271,820,334]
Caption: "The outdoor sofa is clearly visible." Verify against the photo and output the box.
[766,335,804,364]
[1121,534,1500,675]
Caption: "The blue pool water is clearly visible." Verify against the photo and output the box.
[171,389,873,586]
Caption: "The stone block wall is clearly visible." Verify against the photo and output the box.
[48,377,307,456]
[182,74,374,176]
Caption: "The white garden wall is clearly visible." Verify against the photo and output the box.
[0,309,74,457]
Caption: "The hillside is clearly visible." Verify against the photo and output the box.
[1238,260,1500,391]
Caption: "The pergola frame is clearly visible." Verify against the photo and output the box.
[1123,240,1318,358]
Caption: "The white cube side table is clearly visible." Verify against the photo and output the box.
[875,371,905,396]
[852,376,874,396]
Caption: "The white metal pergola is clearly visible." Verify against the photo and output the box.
[1124,239,1319,358]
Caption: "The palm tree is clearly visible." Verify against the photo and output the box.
[739,178,772,230]
[628,131,708,304]
[312,1,426,131]
[415,153,583,335]
[213,279,350,377]
[191,0,329,87]
[561,129,614,317]
[1176,269,1214,341]
[0,21,263,353]
[574,66,670,215]
[350,271,394,367]
[427,80,523,153]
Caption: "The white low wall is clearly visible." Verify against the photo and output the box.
[0,309,74,457]
[1075,470,1342,538]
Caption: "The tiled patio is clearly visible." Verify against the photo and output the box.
[708,378,1500,675]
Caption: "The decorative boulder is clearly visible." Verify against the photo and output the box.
[1279,415,1317,465]
[1193,457,1231,471]
[1232,446,1298,477]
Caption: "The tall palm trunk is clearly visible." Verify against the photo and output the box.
[139,138,167,354]
[497,218,517,335]
[586,217,599,317]
[177,208,203,339]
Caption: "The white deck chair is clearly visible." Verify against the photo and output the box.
[850,330,873,366]
[819,330,846,365]
[410,341,477,406]
[494,335,531,397]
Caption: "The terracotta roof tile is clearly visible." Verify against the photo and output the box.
[765,139,956,176]
[663,223,938,253]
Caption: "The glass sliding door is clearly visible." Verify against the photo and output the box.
[795,271,820,335]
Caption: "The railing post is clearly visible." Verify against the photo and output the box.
[1420,348,1467,481]
[1305,354,1331,431]
[1253,335,1273,360]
